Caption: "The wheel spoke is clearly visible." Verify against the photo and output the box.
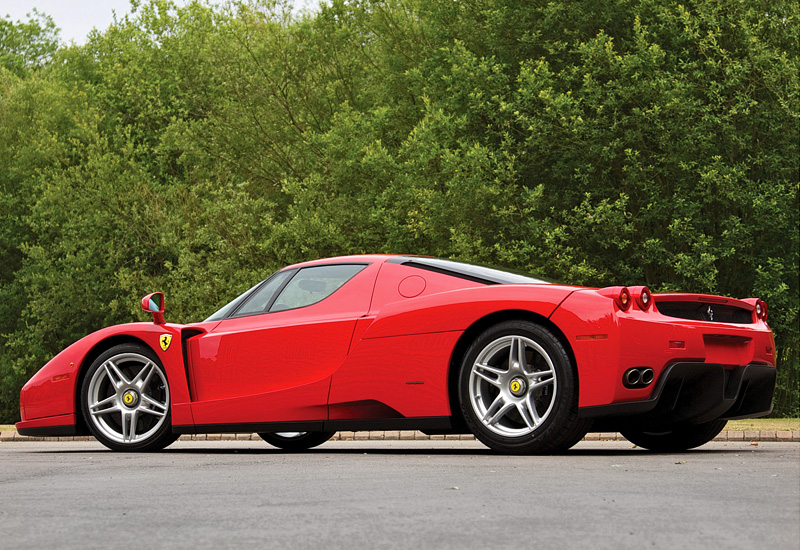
[104,360,129,388]
[516,402,535,429]
[526,394,542,425]
[139,406,166,418]
[487,402,515,426]
[475,362,507,376]
[140,394,167,417]
[132,361,156,390]
[508,338,515,368]
[528,373,555,392]
[521,351,542,376]
[121,410,138,442]
[481,394,503,421]
[89,395,119,417]
[516,338,527,371]
[531,368,554,379]
[473,366,503,387]
[482,395,514,426]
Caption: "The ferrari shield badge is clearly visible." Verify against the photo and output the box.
[159,334,172,352]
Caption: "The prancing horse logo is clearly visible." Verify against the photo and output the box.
[160,334,172,351]
[706,305,714,322]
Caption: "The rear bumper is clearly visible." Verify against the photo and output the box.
[578,363,776,426]
[551,289,775,409]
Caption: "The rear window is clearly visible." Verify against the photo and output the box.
[390,257,551,285]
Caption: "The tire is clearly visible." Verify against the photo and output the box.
[81,343,178,452]
[620,419,728,452]
[459,320,590,454]
[258,431,335,451]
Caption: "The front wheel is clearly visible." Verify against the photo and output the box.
[81,343,178,452]
[459,320,590,454]
[258,431,335,451]
[620,419,728,452]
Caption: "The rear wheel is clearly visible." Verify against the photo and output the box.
[258,431,335,451]
[620,419,728,452]
[81,343,178,452]
[459,320,590,454]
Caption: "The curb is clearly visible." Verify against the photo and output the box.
[2,430,799,443]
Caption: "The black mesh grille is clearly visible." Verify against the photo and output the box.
[656,301,753,324]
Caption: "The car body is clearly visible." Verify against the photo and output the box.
[16,255,776,453]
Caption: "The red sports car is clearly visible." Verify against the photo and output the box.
[16,255,776,453]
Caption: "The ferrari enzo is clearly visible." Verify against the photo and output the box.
[16,255,776,453]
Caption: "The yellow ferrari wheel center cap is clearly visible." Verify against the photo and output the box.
[509,377,526,397]
[122,390,139,407]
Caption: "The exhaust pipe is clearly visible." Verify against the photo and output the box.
[623,367,655,389]
[624,369,641,386]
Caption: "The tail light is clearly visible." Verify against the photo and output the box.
[630,286,653,311]
[755,299,768,321]
[599,286,632,311]
[618,287,632,311]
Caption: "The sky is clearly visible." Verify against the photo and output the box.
[1,0,149,44]
[2,1,318,45]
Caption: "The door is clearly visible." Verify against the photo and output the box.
[188,263,378,426]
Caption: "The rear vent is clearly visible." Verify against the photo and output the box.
[656,301,752,324]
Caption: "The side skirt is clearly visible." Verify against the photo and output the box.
[173,416,452,435]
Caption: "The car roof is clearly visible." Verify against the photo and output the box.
[284,255,552,285]
[283,254,399,270]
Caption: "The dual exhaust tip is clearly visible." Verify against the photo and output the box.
[623,367,654,389]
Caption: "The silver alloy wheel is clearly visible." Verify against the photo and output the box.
[273,432,307,438]
[86,352,169,444]
[469,335,557,437]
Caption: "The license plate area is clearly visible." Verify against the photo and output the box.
[703,334,752,365]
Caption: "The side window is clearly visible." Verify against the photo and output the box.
[232,270,294,317]
[270,264,366,312]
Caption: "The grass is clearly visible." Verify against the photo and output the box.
[2,419,799,433]
[725,418,800,431]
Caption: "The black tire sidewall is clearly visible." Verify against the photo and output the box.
[81,343,176,452]
[258,431,335,451]
[620,419,728,452]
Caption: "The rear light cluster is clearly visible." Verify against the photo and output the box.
[599,286,653,312]
[755,299,768,321]
[632,286,652,310]
[743,297,769,322]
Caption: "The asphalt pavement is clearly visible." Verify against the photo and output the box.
[1,440,798,550]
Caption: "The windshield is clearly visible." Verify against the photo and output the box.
[204,277,272,322]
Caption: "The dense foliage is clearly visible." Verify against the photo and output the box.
[1,0,797,422]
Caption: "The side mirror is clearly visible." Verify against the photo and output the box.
[141,292,166,325]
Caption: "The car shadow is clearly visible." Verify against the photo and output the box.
[28,444,754,457]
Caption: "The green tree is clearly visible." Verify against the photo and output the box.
[0,9,59,76]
